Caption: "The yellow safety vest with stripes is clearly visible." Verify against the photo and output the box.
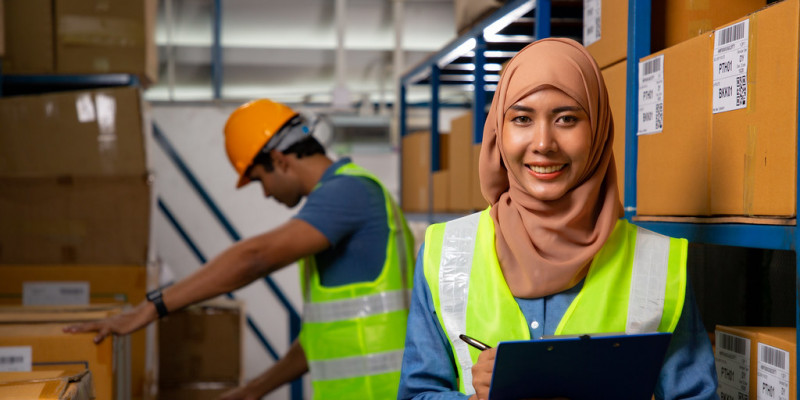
[423,208,687,395]
[298,162,415,399]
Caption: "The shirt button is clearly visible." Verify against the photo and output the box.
[530,320,540,329]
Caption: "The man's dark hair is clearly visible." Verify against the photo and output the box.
[248,135,326,173]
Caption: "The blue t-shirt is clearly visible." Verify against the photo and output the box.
[293,157,390,287]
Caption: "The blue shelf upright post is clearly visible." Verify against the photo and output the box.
[623,0,651,221]
[429,65,441,221]
[473,36,487,144]
[212,0,223,100]
[535,0,551,40]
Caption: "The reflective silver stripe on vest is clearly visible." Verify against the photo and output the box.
[303,289,412,323]
[308,349,404,381]
[626,227,670,334]
[439,212,481,395]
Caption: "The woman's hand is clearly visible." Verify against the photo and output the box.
[471,347,497,400]
[62,301,156,344]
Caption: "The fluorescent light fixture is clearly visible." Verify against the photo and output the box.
[483,0,535,42]
[444,63,504,72]
[437,38,476,68]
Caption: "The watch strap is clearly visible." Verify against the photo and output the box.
[146,289,168,318]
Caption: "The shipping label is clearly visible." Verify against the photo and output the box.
[757,343,790,400]
[637,55,664,135]
[716,332,751,400]
[23,281,90,306]
[583,0,601,46]
[713,20,749,113]
[0,346,32,372]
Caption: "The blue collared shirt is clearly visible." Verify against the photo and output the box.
[397,245,720,400]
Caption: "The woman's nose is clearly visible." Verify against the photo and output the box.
[531,122,558,154]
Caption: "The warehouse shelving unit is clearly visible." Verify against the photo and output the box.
[401,0,799,396]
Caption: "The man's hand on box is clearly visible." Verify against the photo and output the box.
[62,301,156,344]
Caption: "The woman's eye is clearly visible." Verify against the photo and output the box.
[512,115,531,124]
[557,115,578,124]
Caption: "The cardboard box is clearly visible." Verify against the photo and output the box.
[0,175,150,265]
[0,318,129,400]
[637,33,713,216]
[448,112,475,212]
[651,0,766,51]
[433,170,449,212]
[0,265,148,400]
[54,0,158,85]
[157,384,238,400]
[710,0,798,217]
[0,87,147,177]
[715,326,795,400]
[2,0,55,74]
[0,0,5,58]
[471,144,488,210]
[158,299,243,386]
[454,0,501,34]
[586,0,766,69]
[0,366,94,400]
[401,131,449,213]
[601,59,627,201]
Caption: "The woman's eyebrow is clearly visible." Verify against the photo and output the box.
[552,106,583,113]
[508,104,534,112]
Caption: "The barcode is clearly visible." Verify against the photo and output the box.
[719,333,747,355]
[643,58,661,76]
[736,75,747,107]
[718,22,746,46]
[761,346,787,369]
[0,356,24,365]
[655,102,663,130]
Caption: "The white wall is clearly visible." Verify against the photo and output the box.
[147,104,402,399]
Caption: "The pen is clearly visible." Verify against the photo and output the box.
[459,334,492,351]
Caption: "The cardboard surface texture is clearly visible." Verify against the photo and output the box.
[471,144,488,210]
[2,0,55,73]
[157,384,238,400]
[0,367,94,400]
[637,33,712,216]
[0,318,130,400]
[601,59,627,201]
[0,87,147,177]
[0,0,5,58]
[401,131,449,213]
[651,0,766,51]
[158,299,243,386]
[586,0,628,70]
[448,112,474,212]
[433,170,449,212]
[710,0,798,217]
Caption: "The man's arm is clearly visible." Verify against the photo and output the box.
[218,339,309,400]
[64,218,329,343]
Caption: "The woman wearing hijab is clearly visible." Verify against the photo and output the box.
[397,38,718,400]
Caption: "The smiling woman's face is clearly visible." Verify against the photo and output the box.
[501,87,592,201]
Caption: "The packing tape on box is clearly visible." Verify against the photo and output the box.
[58,15,144,47]
[743,126,757,216]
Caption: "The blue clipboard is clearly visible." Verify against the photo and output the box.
[488,332,672,400]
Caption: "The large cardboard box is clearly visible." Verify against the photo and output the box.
[0,366,94,400]
[0,0,5,58]
[637,33,713,216]
[585,0,766,69]
[709,0,798,217]
[158,299,243,387]
[715,326,795,400]
[454,0,501,34]
[651,0,766,51]
[0,310,130,400]
[0,176,150,265]
[157,384,238,400]
[0,265,148,400]
[0,87,147,177]
[433,170,449,212]
[448,112,475,212]
[54,0,158,85]
[470,144,488,210]
[601,59,627,201]
[401,131,449,213]
[2,0,55,73]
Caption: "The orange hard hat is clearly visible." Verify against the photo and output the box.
[224,99,298,188]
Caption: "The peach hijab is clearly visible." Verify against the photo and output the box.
[479,38,623,298]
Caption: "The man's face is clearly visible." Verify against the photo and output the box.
[247,159,303,208]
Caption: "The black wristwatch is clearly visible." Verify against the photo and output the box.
[146,289,169,319]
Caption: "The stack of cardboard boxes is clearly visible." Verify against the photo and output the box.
[2,0,157,84]
[0,85,152,400]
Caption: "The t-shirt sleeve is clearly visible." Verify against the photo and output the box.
[293,174,385,247]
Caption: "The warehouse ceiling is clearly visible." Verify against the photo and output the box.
[146,0,460,109]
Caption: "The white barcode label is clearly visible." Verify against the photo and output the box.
[0,346,32,372]
[757,343,790,400]
[23,281,90,306]
[713,20,749,113]
[637,55,664,135]
[583,0,601,46]
[716,331,751,399]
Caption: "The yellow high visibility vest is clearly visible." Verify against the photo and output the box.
[423,208,687,395]
[298,163,415,399]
